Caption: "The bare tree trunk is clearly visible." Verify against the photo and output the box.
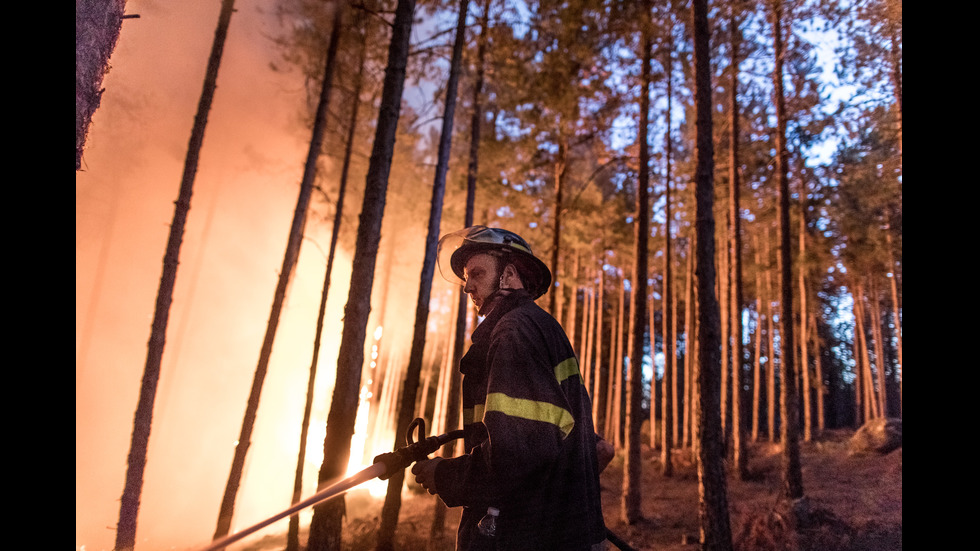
[116,3,236,548]
[853,280,876,421]
[550,135,567,314]
[728,1,747,480]
[568,252,580,346]
[213,2,344,539]
[432,0,488,536]
[811,311,825,432]
[286,11,364,549]
[751,294,763,442]
[869,275,888,418]
[606,268,621,439]
[683,238,694,450]
[376,2,468,548]
[764,228,777,442]
[798,181,811,442]
[610,269,627,447]
[594,258,608,435]
[885,226,902,413]
[623,0,652,524]
[583,274,595,392]
[306,1,417,547]
[692,0,733,546]
[771,0,803,501]
[718,232,729,446]
[660,16,674,473]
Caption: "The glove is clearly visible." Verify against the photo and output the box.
[411,457,443,495]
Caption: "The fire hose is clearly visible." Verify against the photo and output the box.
[199,417,461,551]
[197,417,637,551]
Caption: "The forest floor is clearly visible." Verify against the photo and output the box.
[242,428,902,551]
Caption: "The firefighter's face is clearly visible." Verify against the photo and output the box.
[463,253,501,311]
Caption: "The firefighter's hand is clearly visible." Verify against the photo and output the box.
[411,457,443,495]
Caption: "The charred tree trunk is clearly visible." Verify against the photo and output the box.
[306,1,417,548]
[431,0,487,536]
[286,10,365,551]
[375,2,468,549]
[213,1,342,539]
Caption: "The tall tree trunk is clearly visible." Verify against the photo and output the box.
[583,276,595,391]
[798,179,811,442]
[650,287,658,450]
[623,0,653,522]
[751,294,763,442]
[550,135,567,314]
[728,1,748,479]
[432,0,488,535]
[594,258,608,435]
[568,252,580,346]
[885,226,902,413]
[683,238,694,450]
[771,0,804,501]
[610,269,627,447]
[660,15,675,475]
[376,1,468,548]
[868,275,888,418]
[811,310,825,432]
[115,3,236,548]
[306,1,417,547]
[606,268,622,439]
[853,280,876,420]
[718,231,729,446]
[286,11,364,550]
[688,236,701,464]
[764,228,777,441]
[692,0,733,546]
[889,27,902,159]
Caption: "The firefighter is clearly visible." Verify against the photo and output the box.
[414,226,610,550]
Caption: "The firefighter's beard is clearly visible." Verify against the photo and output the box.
[478,284,515,316]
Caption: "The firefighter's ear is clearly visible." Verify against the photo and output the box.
[500,263,524,290]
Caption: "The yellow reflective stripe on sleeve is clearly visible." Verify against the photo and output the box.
[463,404,487,426]
[554,357,580,384]
[485,392,575,438]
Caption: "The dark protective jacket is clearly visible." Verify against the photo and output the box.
[434,289,606,550]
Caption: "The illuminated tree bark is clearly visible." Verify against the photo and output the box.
[622,0,651,524]
[691,0,733,546]
[770,0,804,501]
[286,8,364,550]
[212,0,341,539]
[728,0,748,480]
[431,0,489,537]
[376,0,469,548]
[114,3,236,549]
[660,10,674,476]
[306,0,417,548]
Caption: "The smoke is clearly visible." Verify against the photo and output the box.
[75,1,358,549]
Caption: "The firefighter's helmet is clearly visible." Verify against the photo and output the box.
[437,225,552,299]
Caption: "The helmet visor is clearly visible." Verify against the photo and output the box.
[436,226,477,287]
